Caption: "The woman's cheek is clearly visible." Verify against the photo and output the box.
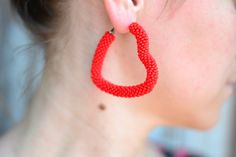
[160,43,222,120]
[147,0,236,128]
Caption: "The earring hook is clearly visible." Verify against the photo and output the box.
[109,27,115,34]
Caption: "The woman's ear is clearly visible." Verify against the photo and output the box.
[104,0,144,33]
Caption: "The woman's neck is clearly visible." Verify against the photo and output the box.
[0,32,162,157]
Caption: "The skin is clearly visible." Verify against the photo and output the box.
[0,0,236,156]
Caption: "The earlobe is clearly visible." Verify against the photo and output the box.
[104,0,144,33]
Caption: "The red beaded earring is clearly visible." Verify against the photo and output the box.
[91,22,159,98]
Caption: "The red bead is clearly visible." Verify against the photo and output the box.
[91,22,159,98]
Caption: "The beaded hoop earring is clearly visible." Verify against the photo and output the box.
[91,22,159,98]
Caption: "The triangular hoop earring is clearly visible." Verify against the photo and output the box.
[91,22,159,98]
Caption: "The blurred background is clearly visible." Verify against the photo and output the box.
[1,1,236,157]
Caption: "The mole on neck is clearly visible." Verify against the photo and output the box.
[98,103,106,111]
